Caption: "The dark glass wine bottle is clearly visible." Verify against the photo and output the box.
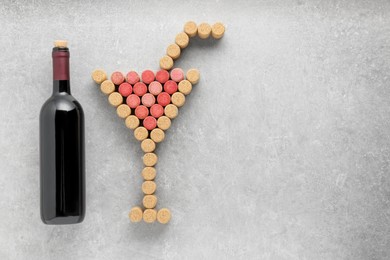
[40,41,85,224]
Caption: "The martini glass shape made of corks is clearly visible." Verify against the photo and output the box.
[91,21,225,224]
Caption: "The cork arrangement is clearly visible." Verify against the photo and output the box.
[91,21,225,224]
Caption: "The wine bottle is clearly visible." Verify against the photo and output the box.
[40,41,85,224]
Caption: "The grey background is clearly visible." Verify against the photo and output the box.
[0,0,389,259]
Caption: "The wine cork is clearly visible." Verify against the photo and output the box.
[150,104,164,118]
[184,21,198,37]
[54,40,67,48]
[157,116,171,130]
[148,81,162,95]
[108,92,123,107]
[126,71,140,85]
[141,70,155,84]
[141,139,156,153]
[143,116,157,130]
[164,104,178,119]
[156,70,170,84]
[142,181,156,195]
[135,105,149,120]
[211,22,225,39]
[164,80,178,95]
[159,55,174,70]
[128,206,143,222]
[175,32,189,48]
[100,80,115,95]
[143,152,158,166]
[134,126,148,141]
[178,80,192,95]
[170,68,184,82]
[125,115,140,129]
[171,92,185,107]
[157,92,171,107]
[186,69,200,84]
[133,82,147,96]
[118,82,132,97]
[92,69,107,84]
[143,195,157,209]
[141,93,156,107]
[166,43,181,60]
[198,23,212,39]
[143,209,157,223]
[111,71,125,85]
[126,94,141,109]
[157,208,171,224]
[142,167,156,181]
[150,128,165,143]
[116,104,131,118]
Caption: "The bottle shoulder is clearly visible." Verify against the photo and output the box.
[40,93,84,114]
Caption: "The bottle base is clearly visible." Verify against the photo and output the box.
[41,215,84,225]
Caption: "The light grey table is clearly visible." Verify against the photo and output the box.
[1,0,389,259]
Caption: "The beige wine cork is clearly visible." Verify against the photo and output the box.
[142,181,157,195]
[150,128,165,143]
[54,40,67,48]
[171,92,185,107]
[166,43,181,60]
[175,32,189,49]
[157,116,171,130]
[100,80,115,95]
[116,104,131,118]
[178,80,192,95]
[211,22,225,39]
[164,104,178,119]
[134,126,149,141]
[128,206,143,222]
[92,69,107,84]
[157,208,171,224]
[141,138,156,153]
[186,69,200,84]
[143,152,158,167]
[159,55,174,70]
[143,209,157,223]
[198,23,212,39]
[108,92,123,107]
[143,195,157,209]
[142,167,156,181]
[125,115,139,129]
[184,21,198,37]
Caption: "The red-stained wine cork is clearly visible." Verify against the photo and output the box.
[116,104,131,118]
[160,55,174,70]
[156,70,170,84]
[178,80,192,95]
[143,209,157,223]
[148,81,163,95]
[141,93,156,107]
[184,21,198,37]
[170,68,184,82]
[143,116,157,130]
[92,69,107,84]
[211,22,225,39]
[157,208,171,224]
[143,195,157,209]
[164,80,178,94]
[134,126,148,141]
[157,92,171,107]
[125,115,140,129]
[150,128,165,143]
[198,23,212,39]
[141,70,155,84]
[100,80,115,95]
[166,44,181,60]
[133,82,147,96]
[142,167,156,180]
[164,104,178,119]
[157,116,171,130]
[118,82,132,97]
[175,32,189,48]
[171,92,185,107]
[186,69,200,84]
[126,94,141,109]
[108,92,123,107]
[128,206,143,222]
[150,104,164,118]
[142,181,156,195]
[111,71,125,85]
[141,139,156,153]
[143,152,158,166]
[135,105,149,120]
[126,71,140,85]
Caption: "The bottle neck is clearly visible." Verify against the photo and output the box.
[52,47,70,94]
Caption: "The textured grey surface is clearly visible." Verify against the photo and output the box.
[0,0,390,259]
